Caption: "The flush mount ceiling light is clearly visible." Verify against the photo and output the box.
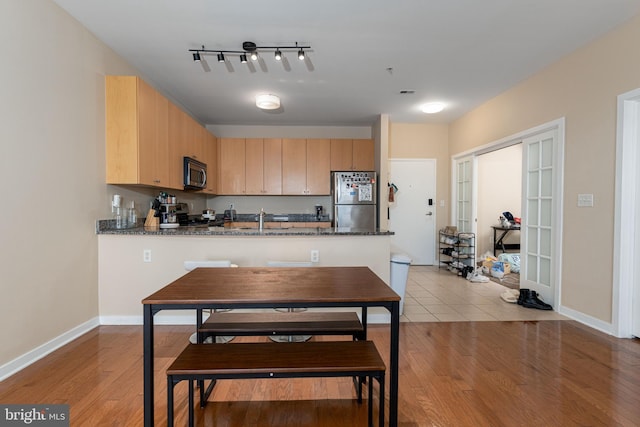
[256,94,281,110]
[189,41,311,69]
[421,102,445,114]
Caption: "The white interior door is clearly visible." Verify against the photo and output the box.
[455,157,474,232]
[388,159,436,265]
[521,129,558,305]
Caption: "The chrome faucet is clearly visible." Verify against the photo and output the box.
[258,208,265,231]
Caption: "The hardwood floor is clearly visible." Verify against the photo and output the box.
[0,322,638,426]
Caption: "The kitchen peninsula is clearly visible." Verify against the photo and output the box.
[97,219,393,325]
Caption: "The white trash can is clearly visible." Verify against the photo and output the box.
[390,253,412,315]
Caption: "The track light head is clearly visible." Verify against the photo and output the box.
[250,51,259,61]
[274,49,282,61]
[193,52,201,62]
[217,53,225,62]
[298,49,305,60]
[240,54,247,64]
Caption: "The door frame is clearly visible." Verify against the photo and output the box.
[452,118,565,308]
[613,88,640,338]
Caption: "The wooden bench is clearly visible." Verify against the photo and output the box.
[198,311,365,343]
[167,341,386,427]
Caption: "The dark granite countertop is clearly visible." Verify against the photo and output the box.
[95,220,393,236]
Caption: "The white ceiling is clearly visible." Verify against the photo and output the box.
[53,0,640,127]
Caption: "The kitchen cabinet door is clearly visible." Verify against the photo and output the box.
[184,115,205,162]
[263,138,282,194]
[167,103,186,190]
[245,138,264,195]
[203,131,218,194]
[330,139,353,171]
[352,139,374,170]
[106,76,169,187]
[282,139,307,194]
[218,138,246,194]
[306,139,331,194]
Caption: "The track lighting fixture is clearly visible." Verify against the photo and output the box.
[188,41,311,70]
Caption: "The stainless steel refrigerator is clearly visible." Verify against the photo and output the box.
[331,171,377,229]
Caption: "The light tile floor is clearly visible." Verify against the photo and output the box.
[400,265,569,322]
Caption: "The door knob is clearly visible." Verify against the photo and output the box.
[425,212,433,216]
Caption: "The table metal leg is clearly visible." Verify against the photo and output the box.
[143,304,154,427]
[361,306,368,339]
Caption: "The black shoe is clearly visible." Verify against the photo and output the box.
[517,289,528,305]
[521,290,552,310]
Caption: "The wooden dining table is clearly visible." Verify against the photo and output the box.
[142,266,401,427]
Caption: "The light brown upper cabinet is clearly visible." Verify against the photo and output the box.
[330,139,374,171]
[282,138,330,195]
[352,139,375,170]
[245,138,282,195]
[202,131,218,195]
[167,103,186,190]
[106,76,169,187]
[184,115,206,162]
[218,138,246,194]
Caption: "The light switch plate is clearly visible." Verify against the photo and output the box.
[577,193,594,207]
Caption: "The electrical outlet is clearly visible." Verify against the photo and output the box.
[143,249,152,263]
[310,250,319,263]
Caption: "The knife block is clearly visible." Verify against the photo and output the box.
[144,209,159,228]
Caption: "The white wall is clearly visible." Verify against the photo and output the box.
[0,0,146,369]
[450,12,640,324]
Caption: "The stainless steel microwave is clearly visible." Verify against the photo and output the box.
[183,157,207,190]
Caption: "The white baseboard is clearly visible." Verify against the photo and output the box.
[0,317,100,382]
[99,314,196,325]
[558,305,615,336]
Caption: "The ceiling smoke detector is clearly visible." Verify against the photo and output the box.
[256,94,281,110]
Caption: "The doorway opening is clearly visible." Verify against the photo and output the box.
[452,119,564,309]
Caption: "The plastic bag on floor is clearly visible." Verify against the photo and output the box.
[491,261,505,279]
[498,253,520,273]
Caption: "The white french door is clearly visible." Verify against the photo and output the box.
[520,129,559,306]
[455,157,474,233]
